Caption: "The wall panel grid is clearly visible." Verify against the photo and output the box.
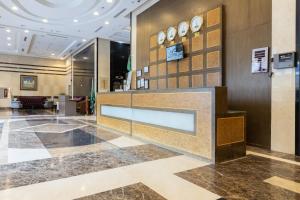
[143,6,223,89]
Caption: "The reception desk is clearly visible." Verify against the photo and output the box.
[97,87,246,163]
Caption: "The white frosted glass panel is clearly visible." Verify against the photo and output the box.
[101,106,132,120]
[100,105,195,132]
[132,109,194,132]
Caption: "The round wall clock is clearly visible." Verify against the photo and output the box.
[178,21,189,37]
[167,26,177,41]
[190,16,203,33]
[157,31,166,45]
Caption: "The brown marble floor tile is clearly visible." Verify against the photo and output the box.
[75,183,166,200]
[0,144,179,190]
[177,155,300,200]
[247,145,300,162]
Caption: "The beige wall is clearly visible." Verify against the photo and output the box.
[0,54,68,107]
[97,38,110,92]
[271,0,296,154]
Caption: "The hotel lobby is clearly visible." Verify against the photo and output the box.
[0,0,299,199]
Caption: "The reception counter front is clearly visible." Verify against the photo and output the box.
[97,87,246,163]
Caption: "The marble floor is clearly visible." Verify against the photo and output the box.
[0,111,299,200]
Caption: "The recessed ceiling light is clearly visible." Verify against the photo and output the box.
[105,21,110,25]
[42,19,48,23]
[11,6,18,11]
[51,53,55,56]
[93,11,99,16]
[7,43,11,46]
[82,39,87,42]
[24,30,29,33]
[6,29,11,33]
[73,19,79,23]
[106,0,113,3]
[7,37,11,41]
[83,57,88,60]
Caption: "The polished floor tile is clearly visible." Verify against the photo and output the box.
[247,145,300,162]
[76,183,167,200]
[0,144,178,190]
[0,112,299,200]
[177,155,300,200]
[35,128,103,148]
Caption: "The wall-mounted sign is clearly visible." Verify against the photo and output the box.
[190,16,203,33]
[251,47,269,73]
[157,31,166,45]
[178,21,189,37]
[144,66,149,73]
[144,79,149,89]
[136,70,142,77]
[274,52,296,69]
[167,27,177,41]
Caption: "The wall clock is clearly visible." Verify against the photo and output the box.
[190,16,203,33]
[157,31,166,45]
[167,26,177,41]
[178,21,189,37]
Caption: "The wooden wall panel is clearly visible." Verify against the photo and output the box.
[150,64,157,77]
[168,61,177,74]
[217,117,245,146]
[179,76,190,88]
[150,79,158,90]
[178,58,190,73]
[158,78,166,89]
[168,77,177,89]
[192,54,204,70]
[207,72,221,87]
[207,51,221,68]
[207,29,221,48]
[158,63,167,76]
[149,49,157,64]
[158,47,166,61]
[136,0,272,148]
[207,7,221,27]
[192,35,204,52]
[150,35,157,48]
[192,74,204,88]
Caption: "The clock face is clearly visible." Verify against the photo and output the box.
[178,21,189,37]
[167,27,177,41]
[157,31,166,45]
[190,16,203,33]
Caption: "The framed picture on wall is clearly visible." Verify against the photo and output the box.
[20,75,38,91]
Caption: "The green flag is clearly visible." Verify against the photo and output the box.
[90,79,95,114]
[127,55,131,72]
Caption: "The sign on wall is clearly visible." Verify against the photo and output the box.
[251,47,269,73]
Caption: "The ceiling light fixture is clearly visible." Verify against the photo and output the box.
[7,37,11,41]
[42,19,48,23]
[93,11,99,16]
[105,21,110,25]
[83,57,88,60]
[7,43,11,46]
[24,30,29,33]
[11,6,18,11]
[51,53,55,56]
[73,19,79,23]
[82,39,87,42]
[6,29,11,33]
[106,0,113,3]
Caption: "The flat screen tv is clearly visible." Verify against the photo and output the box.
[166,43,184,62]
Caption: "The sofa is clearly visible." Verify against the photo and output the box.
[17,96,47,109]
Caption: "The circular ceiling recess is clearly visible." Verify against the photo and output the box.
[0,0,120,24]
[35,0,84,8]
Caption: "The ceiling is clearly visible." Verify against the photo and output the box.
[0,0,148,60]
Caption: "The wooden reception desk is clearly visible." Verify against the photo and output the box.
[97,87,246,163]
